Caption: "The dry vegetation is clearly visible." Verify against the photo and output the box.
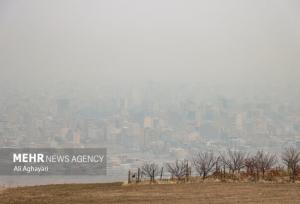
[1,147,299,203]
[132,147,300,184]
[1,182,300,204]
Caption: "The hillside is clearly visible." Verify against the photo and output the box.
[1,182,300,204]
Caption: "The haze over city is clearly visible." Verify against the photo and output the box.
[0,0,300,186]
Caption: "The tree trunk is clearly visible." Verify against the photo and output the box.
[137,168,140,183]
[160,167,163,181]
[128,170,131,184]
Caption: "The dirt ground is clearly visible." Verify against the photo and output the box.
[0,187,5,193]
[1,182,300,204]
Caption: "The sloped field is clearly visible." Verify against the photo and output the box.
[1,182,300,204]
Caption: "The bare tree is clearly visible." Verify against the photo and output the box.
[218,153,228,180]
[166,160,188,181]
[220,150,246,176]
[244,156,256,176]
[141,162,160,182]
[214,156,222,177]
[254,150,277,179]
[193,152,216,180]
[282,147,300,182]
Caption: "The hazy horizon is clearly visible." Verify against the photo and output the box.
[0,0,300,99]
[1,0,300,187]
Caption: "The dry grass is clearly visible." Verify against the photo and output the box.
[1,182,300,204]
[0,187,5,193]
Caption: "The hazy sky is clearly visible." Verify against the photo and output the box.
[0,0,300,95]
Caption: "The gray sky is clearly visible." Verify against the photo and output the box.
[0,0,300,96]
